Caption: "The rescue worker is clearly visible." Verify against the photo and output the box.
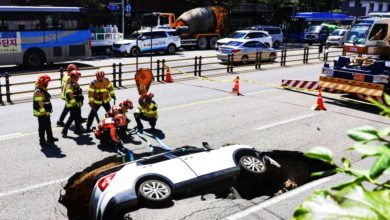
[62,70,85,137]
[94,114,126,147]
[134,93,158,132]
[107,99,133,133]
[33,75,58,146]
[86,70,116,132]
[57,64,78,127]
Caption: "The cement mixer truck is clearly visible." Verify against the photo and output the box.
[142,6,228,50]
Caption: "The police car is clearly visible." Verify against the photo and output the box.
[113,28,181,56]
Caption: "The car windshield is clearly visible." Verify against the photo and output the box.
[345,24,371,44]
[307,26,322,33]
[226,41,243,46]
[127,32,141,39]
[228,32,247,39]
[332,30,346,36]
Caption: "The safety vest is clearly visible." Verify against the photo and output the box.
[33,86,52,117]
[137,101,158,119]
[88,78,115,105]
[61,75,69,100]
[65,82,83,108]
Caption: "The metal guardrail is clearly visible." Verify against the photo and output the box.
[0,46,342,104]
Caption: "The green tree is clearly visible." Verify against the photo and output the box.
[294,95,390,220]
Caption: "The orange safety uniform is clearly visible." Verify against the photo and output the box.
[88,77,115,105]
[95,117,119,143]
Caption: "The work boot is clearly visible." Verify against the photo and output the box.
[40,140,50,147]
[57,121,65,127]
[85,127,93,133]
[61,130,68,138]
[48,137,59,143]
[75,128,87,135]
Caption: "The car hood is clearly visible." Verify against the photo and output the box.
[115,39,136,45]
[217,38,237,44]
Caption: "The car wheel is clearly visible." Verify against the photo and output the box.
[268,53,276,62]
[138,179,172,205]
[166,44,176,55]
[273,41,280,48]
[209,37,218,50]
[239,154,267,175]
[197,37,208,50]
[241,55,249,65]
[130,47,140,57]
[24,49,45,68]
[264,42,270,48]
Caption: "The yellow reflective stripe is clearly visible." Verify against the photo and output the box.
[98,89,108,92]
[108,84,113,88]
[94,100,103,104]
[88,88,95,92]
[89,98,94,102]
[33,110,45,116]
[34,97,43,101]
[70,99,76,104]
[39,108,46,112]
[66,89,73,93]
[110,91,115,95]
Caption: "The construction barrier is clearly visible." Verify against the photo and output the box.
[319,76,384,97]
[282,80,319,91]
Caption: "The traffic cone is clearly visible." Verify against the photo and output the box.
[165,66,173,83]
[311,87,327,111]
[230,76,241,96]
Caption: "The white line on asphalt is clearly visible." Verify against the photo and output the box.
[255,114,315,131]
[0,132,23,141]
[226,176,333,220]
[0,178,68,199]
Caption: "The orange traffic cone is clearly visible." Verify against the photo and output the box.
[165,66,173,83]
[311,87,327,111]
[230,76,241,96]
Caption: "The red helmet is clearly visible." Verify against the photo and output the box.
[114,114,127,127]
[121,99,133,109]
[67,64,79,74]
[37,75,51,86]
[96,70,105,78]
[69,70,81,78]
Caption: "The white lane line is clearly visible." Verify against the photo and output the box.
[226,176,333,220]
[255,114,315,131]
[0,132,23,141]
[0,178,68,199]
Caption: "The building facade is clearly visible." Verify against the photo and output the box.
[346,0,390,15]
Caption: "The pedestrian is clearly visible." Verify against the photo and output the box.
[134,93,158,133]
[62,70,85,137]
[33,75,58,146]
[94,114,126,147]
[57,64,78,127]
[86,70,116,132]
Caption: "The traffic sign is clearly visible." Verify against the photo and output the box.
[125,4,132,13]
[108,2,120,11]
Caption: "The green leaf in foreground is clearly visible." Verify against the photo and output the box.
[304,147,334,164]
[347,126,379,142]
[293,185,390,220]
[370,154,390,179]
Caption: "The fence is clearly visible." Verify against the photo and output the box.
[0,46,343,104]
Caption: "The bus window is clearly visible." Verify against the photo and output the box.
[369,24,388,40]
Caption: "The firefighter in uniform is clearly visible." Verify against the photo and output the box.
[33,75,58,146]
[62,70,84,137]
[94,114,126,147]
[57,64,78,127]
[86,70,116,132]
[134,93,158,132]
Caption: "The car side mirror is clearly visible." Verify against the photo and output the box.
[202,142,212,151]
[140,36,147,41]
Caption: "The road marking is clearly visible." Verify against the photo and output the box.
[0,89,276,142]
[0,178,68,199]
[226,176,333,220]
[255,114,315,131]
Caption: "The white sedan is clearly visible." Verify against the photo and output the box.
[216,30,273,49]
[89,144,280,220]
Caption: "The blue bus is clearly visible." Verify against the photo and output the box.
[286,12,354,43]
[0,6,91,68]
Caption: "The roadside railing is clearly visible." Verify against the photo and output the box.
[0,46,343,104]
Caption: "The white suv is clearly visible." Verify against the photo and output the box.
[216,30,273,49]
[113,29,181,56]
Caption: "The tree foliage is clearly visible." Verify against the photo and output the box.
[294,96,390,220]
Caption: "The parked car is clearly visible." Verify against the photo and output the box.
[89,144,280,220]
[112,28,181,56]
[216,30,273,49]
[217,39,278,65]
[248,25,284,48]
[304,24,339,45]
[326,29,349,47]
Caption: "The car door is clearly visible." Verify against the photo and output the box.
[179,150,236,177]
[254,41,270,59]
[151,31,167,51]
[138,32,152,53]
[242,41,257,61]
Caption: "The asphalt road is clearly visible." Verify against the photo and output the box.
[0,61,388,220]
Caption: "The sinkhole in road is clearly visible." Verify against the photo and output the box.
[59,150,334,220]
